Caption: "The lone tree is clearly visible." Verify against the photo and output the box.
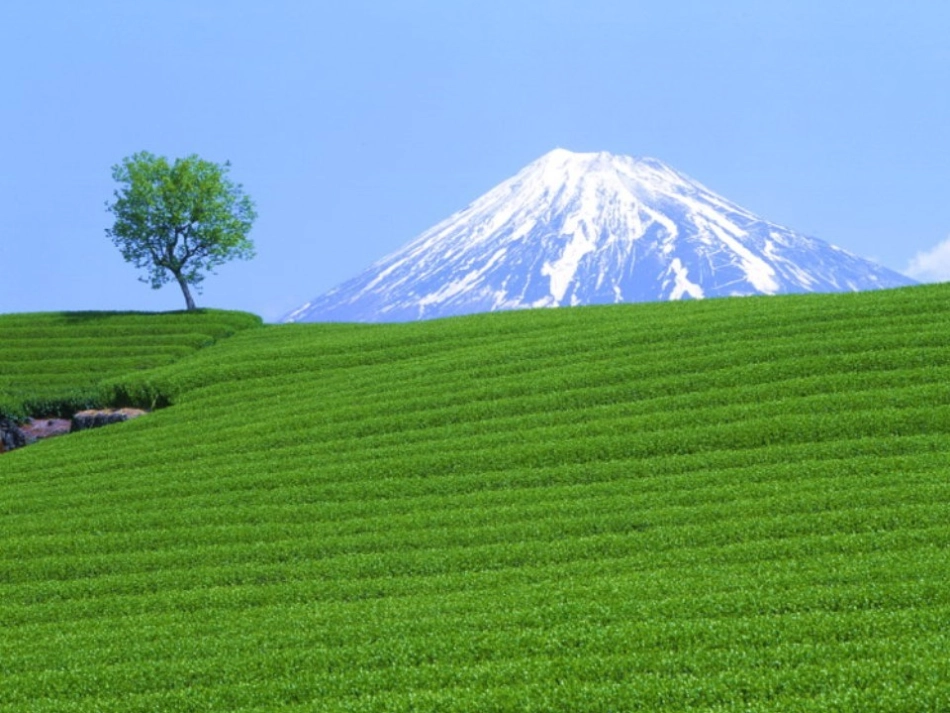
[106,151,257,310]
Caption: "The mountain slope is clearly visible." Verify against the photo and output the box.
[287,149,915,323]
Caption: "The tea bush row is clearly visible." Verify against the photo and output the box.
[0,310,261,418]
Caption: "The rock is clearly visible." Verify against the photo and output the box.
[21,418,72,441]
[0,417,30,453]
[71,408,147,432]
[1,410,147,453]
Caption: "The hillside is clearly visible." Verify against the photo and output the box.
[1,286,948,711]
[0,310,262,419]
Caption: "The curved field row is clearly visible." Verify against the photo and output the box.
[0,310,261,418]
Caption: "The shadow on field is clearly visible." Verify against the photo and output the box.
[62,310,196,324]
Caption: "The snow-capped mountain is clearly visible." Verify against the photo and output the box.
[286,149,916,323]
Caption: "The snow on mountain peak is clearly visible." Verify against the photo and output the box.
[285,149,916,323]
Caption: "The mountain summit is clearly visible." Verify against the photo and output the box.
[286,149,915,323]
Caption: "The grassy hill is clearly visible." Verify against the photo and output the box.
[1,285,948,712]
[0,310,262,418]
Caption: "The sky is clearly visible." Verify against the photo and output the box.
[3,0,949,322]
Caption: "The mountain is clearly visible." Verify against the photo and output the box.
[285,149,916,323]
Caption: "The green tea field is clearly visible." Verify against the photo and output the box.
[0,310,262,419]
[1,285,948,711]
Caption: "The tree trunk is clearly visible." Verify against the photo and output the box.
[174,272,197,311]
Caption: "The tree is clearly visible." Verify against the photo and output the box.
[105,151,257,311]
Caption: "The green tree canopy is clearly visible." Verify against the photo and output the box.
[105,151,257,310]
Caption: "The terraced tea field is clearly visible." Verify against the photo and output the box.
[0,310,262,418]
[1,285,949,711]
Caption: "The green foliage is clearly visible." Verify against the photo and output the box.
[0,310,262,419]
[1,284,949,711]
[105,152,257,310]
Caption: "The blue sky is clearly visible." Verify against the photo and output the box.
[3,1,949,321]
